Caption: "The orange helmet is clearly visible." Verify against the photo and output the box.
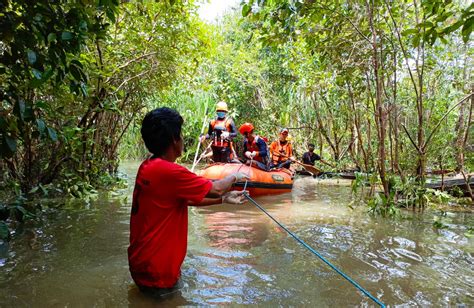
[239,123,254,135]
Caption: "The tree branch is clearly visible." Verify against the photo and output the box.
[112,69,153,95]
[402,123,421,153]
[424,93,473,150]
[383,0,420,102]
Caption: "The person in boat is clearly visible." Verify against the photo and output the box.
[302,143,321,166]
[129,107,249,298]
[302,143,333,167]
[239,122,269,171]
[269,128,294,170]
[199,101,238,163]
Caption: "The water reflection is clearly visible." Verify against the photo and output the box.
[0,162,473,306]
[200,206,270,250]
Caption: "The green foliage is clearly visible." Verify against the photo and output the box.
[0,0,472,222]
[1,0,209,198]
[351,172,376,195]
[395,177,429,209]
[465,226,474,238]
[426,189,452,205]
[237,0,472,213]
[432,211,449,229]
[415,1,474,45]
[0,221,9,241]
[120,88,212,161]
[351,172,400,217]
[366,192,400,217]
[0,0,117,155]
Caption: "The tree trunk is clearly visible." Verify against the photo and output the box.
[454,97,468,172]
[368,0,389,198]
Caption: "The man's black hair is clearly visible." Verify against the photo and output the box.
[141,107,183,156]
[308,143,315,147]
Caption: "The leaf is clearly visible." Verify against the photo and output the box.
[36,119,46,135]
[461,16,473,43]
[42,68,54,82]
[27,50,37,64]
[106,9,116,23]
[0,222,10,241]
[401,29,419,36]
[14,100,26,121]
[0,117,6,130]
[47,33,57,43]
[61,31,74,41]
[70,59,83,69]
[442,20,464,34]
[23,103,34,122]
[32,68,42,79]
[35,100,48,110]
[242,4,252,17]
[80,82,88,97]
[47,127,58,142]
[3,135,17,154]
[412,34,421,47]
[69,63,82,81]
[79,20,88,32]
[418,21,434,28]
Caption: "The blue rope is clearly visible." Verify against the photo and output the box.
[243,193,385,307]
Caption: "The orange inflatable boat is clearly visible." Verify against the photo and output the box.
[200,163,294,197]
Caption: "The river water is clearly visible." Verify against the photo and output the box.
[0,161,472,306]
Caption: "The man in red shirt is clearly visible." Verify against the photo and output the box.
[128,107,248,298]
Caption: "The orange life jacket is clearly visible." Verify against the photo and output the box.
[270,140,293,164]
[210,117,232,132]
[210,117,232,148]
[246,136,267,164]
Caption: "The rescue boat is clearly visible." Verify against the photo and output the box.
[200,163,294,197]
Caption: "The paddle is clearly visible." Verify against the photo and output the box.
[191,106,209,172]
[272,152,322,176]
[291,159,322,176]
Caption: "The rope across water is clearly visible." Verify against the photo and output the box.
[242,157,253,191]
[243,193,385,307]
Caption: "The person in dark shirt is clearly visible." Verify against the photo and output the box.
[302,143,321,166]
[239,122,269,171]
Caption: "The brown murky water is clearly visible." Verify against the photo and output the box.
[0,161,472,306]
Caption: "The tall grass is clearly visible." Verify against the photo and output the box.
[118,89,213,162]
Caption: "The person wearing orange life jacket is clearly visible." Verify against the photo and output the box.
[199,101,238,163]
[239,123,269,171]
[269,128,294,169]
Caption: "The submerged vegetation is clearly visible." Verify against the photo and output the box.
[0,0,473,236]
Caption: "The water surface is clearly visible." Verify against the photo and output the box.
[0,161,472,306]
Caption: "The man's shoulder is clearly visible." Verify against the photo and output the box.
[140,158,185,174]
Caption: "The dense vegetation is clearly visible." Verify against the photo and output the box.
[0,0,472,236]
